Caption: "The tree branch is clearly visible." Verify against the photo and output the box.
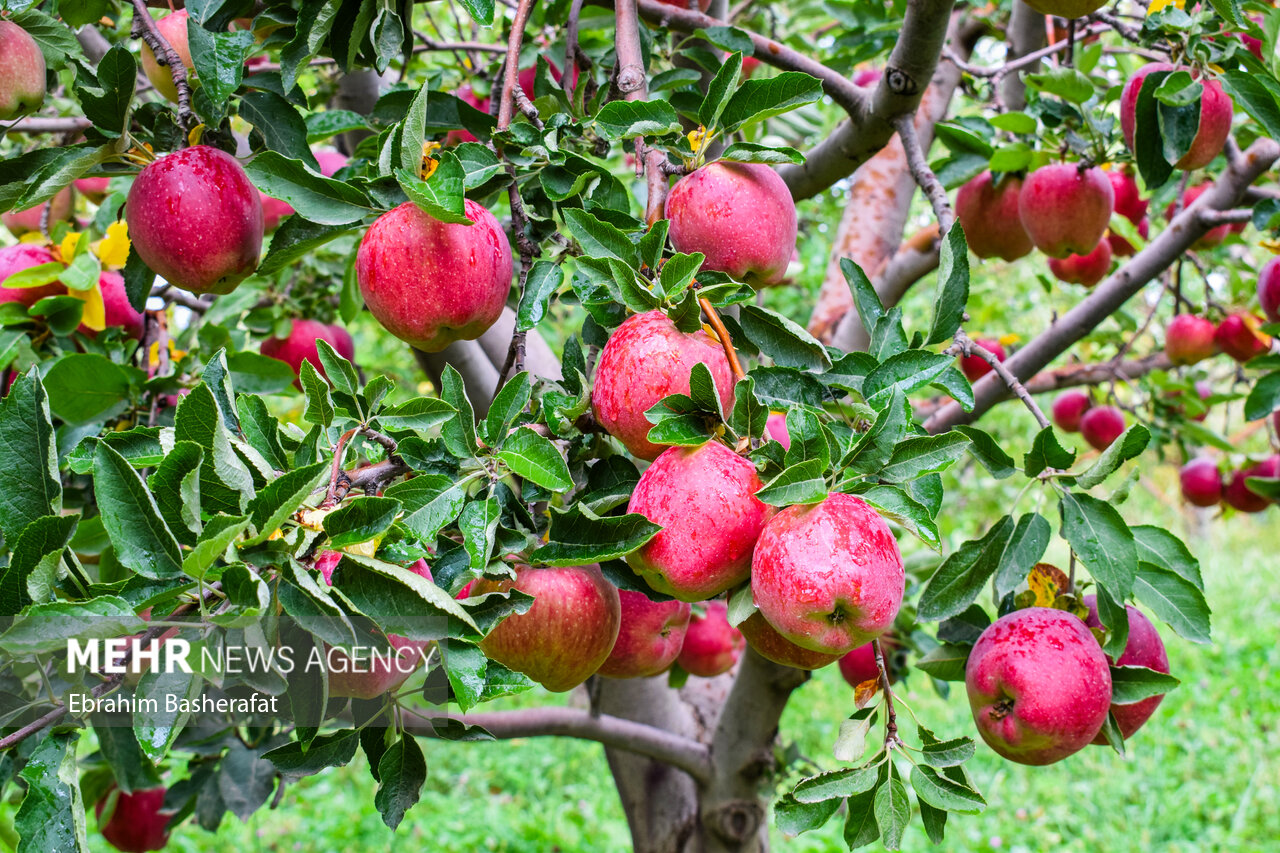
[403,706,713,784]
[999,1,1048,111]
[496,0,538,130]
[953,330,1049,429]
[1,116,93,135]
[892,113,953,233]
[130,0,194,128]
[925,137,1280,434]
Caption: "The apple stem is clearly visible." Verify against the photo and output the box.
[699,298,747,384]
[128,0,194,131]
[872,638,899,748]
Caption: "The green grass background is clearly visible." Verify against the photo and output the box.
[69,491,1277,853]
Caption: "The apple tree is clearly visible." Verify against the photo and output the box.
[0,0,1276,850]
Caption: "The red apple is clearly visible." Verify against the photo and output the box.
[1018,164,1114,258]
[1223,455,1280,513]
[75,177,112,203]
[738,611,842,670]
[1107,168,1148,223]
[356,200,512,353]
[1214,312,1272,363]
[2,186,74,238]
[260,318,356,386]
[1166,183,1245,248]
[676,600,744,677]
[0,21,46,120]
[1079,405,1126,451]
[1164,313,1218,365]
[1048,240,1112,287]
[665,161,797,286]
[1107,217,1149,258]
[473,564,621,692]
[1240,16,1264,61]
[626,441,770,601]
[765,411,790,449]
[591,310,736,460]
[1051,391,1091,433]
[1259,256,1280,324]
[96,786,171,852]
[854,68,880,87]
[1121,64,1233,171]
[958,337,1005,382]
[838,642,884,689]
[1179,457,1223,507]
[314,148,349,177]
[321,556,433,699]
[741,55,762,78]
[751,492,904,655]
[84,271,145,340]
[965,607,1112,765]
[0,244,66,307]
[126,145,263,295]
[1083,595,1169,743]
[653,0,713,10]
[955,171,1034,262]
[140,11,195,103]
[595,590,691,678]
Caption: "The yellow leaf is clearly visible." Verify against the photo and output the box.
[95,221,131,270]
[68,281,106,332]
[687,125,710,155]
[340,539,380,559]
[59,232,82,262]
[17,233,47,245]
[187,124,206,148]
[420,141,441,181]
[1259,238,1280,255]
[853,677,881,709]
[997,333,1021,347]
[1026,562,1069,607]
[1147,0,1185,14]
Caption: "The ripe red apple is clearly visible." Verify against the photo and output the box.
[1121,64,1233,171]
[1048,240,1112,287]
[75,177,112,203]
[1018,164,1114,258]
[751,493,904,655]
[473,564,621,692]
[595,590,691,679]
[955,171,1034,262]
[96,786,171,852]
[1166,183,1245,247]
[0,21,46,120]
[765,411,790,449]
[665,161,797,286]
[319,556,433,699]
[2,186,74,237]
[738,611,842,670]
[626,441,771,601]
[854,68,880,87]
[1239,16,1264,61]
[1107,217,1149,258]
[1164,313,1218,365]
[1258,256,1280,324]
[966,607,1112,765]
[0,244,66,307]
[654,0,713,10]
[676,600,744,677]
[741,55,762,78]
[356,200,512,353]
[314,148,349,177]
[1223,455,1280,513]
[1179,457,1223,507]
[591,310,736,460]
[126,145,263,295]
[1079,405,1126,451]
[260,318,356,386]
[958,337,1005,382]
[140,11,195,103]
[1214,312,1272,363]
[85,271,145,340]
[1051,391,1091,433]
[838,642,886,688]
[1107,168,1148,224]
[1083,595,1169,743]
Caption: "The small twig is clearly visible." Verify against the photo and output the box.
[323,427,360,508]
[129,0,193,129]
[496,0,538,131]
[953,330,1049,429]
[0,116,94,135]
[892,114,954,234]
[699,299,746,384]
[153,284,212,314]
[1197,208,1253,227]
[872,638,899,749]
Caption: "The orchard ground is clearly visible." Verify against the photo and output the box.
[50,488,1274,853]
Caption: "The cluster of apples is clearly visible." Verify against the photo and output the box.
[957,62,1234,288]
[1051,390,1130,451]
[966,595,1170,765]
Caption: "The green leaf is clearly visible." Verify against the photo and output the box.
[593,100,683,138]
[562,208,639,266]
[1221,71,1280,143]
[843,778,881,848]
[263,730,360,777]
[841,258,884,331]
[738,304,831,370]
[862,350,954,405]
[917,516,1015,622]
[1059,492,1137,600]
[994,512,1052,598]
[517,260,564,332]
[775,793,841,836]
[910,765,985,814]
[0,514,78,617]
[1132,70,1177,189]
[324,497,402,549]
[375,396,456,431]
[1134,562,1211,643]
[1244,371,1280,422]
[718,142,804,165]
[754,459,828,506]
[244,151,376,226]
[874,769,911,850]
[439,366,478,458]
[1026,67,1094,103]
[396,153,470,225]
[315,340,359,397]
[954,426,1015,479]
[1023,426,1076,476]
[1109,665,1180,704]
[329,554,476,639]
[15,732,87,853]
[0,595,145,655]
[1075,424,1151,489]
[76,45,137,134]
[0,371,61,542]
[134,667,203,762]
[719,72,824,134]
[9,8,80,69]
[927,223,970,345]
[850,484,940,550]
[1132,525,1203,590]
[458,497,499,571]
[495,428,573,491]
[43,353,133,425]
[299,360,334,427]
[919,733,977,767]
[374,735,427,829]
[532,504,661,567]
[915,642,970,681]
[878,432,970,483]
[386,476,469,545]
[188,26,254,113]
[454,0,495,25]
[94,442,185,579]
[700,52,742,129]
[843,388,909,474]
[792,767,878,803]
[485,372,533,445]
[239,90,320,169]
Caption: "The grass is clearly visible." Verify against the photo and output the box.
[87,490,1279,853]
